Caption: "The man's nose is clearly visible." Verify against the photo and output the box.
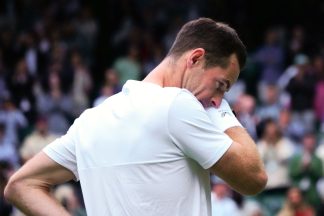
[211,94,223,108]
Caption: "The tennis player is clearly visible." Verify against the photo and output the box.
[5,17,267,216]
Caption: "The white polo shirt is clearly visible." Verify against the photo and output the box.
[43,80,232,216]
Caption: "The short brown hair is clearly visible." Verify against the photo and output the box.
[167,18,247,69]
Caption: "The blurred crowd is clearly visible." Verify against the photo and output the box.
[1,0,324,216]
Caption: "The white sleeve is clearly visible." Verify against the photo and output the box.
[168,91,233,169]
[43,119,79,181]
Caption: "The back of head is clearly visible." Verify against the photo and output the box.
[167,17,247,69]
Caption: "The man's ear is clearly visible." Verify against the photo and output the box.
[187,48,205,68]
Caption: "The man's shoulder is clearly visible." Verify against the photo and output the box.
[122,80,196,104]
[75,83,201,123]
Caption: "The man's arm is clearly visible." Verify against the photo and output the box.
[168,93,267,195]
[4,151,75,216]
[210,126,267,195]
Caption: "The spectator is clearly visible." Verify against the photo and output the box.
[21,31,38,77]
[313,55,324,131]
[8,58,36,122]
[277,187,315,216]
[0,123,19,169]
[36,71,74,135]
[256,118,295,215]
[252,27,285,84]
[0,97,28,145]
[278,54,310,92]
[93,85,114,107]
[93,68,121,107]
[257,118,295,189]
[34,19,52,77]
[211,180,240,216]
[240,200,263,216]
[233,93,258,139]
[286,57,316,133]
[113,44,141,86]
[287,26,308,65]
[103,68,122,94]
[256,83,282,122]
[278,108,306,142]
[70,50,93,117]
[75,6,98,66]
[19,116,59,163]
[289,132,323,209]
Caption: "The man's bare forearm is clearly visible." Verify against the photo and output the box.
[225,126,264,171]
[4,152,75,216]
[210,126,267,195]
[225,126,267,193]
[5,180,70,216]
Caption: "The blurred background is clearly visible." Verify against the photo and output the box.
[1,0,324,215]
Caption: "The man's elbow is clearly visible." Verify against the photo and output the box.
[4,176,22,204]
[243,171,268,196]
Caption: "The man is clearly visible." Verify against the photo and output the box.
[4,18,267,216]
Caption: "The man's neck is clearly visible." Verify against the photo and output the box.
[143,56,186,88]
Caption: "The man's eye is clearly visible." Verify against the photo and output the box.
[215,81,227,92]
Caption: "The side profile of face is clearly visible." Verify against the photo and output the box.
[184,50,240,108]
[287,187,303,207]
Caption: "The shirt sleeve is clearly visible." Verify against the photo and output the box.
[43,119,79,181]
[168,90,233,169]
